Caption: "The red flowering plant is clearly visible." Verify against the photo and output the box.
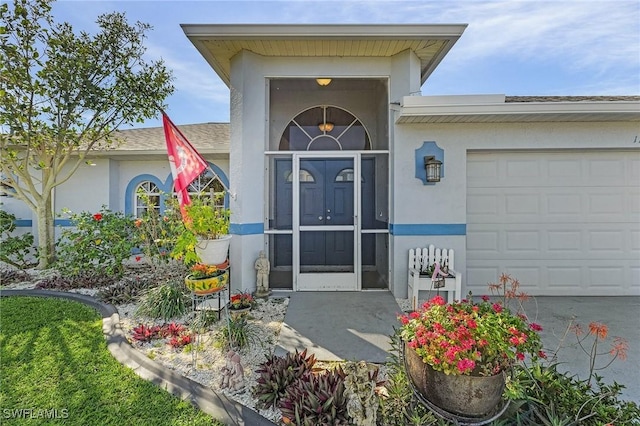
[229,291,253,310]
[398,290,544,376]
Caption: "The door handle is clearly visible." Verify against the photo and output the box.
[326,215,331,220]
[318,216,323,221]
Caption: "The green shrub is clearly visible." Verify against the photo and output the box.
[0,210,37,269]
[133,191,184,265]
[505,361,640,425]
[377,329,438,425]
[135,279,190,321]
[216,316,257,350]
[56,207,138,277]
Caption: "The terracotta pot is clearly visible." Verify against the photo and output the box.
[405,343,505,417]
[184,270,229,295]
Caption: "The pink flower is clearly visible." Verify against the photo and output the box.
[530,323,543,332]
[516,352,525,361]
[456,359,476,374]
[492,303,503,313]
[481,295,490,302]
[431,295,446,306]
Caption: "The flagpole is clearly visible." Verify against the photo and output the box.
[159,109,233,197]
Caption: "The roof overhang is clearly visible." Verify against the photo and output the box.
[397,95,640,123]
[181,24,467,87]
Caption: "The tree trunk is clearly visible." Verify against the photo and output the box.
[36,195,55,269]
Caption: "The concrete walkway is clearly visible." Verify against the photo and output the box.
[275,291,401,363]
[0,289,276,426]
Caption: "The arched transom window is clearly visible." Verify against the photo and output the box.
[279,106,371,151]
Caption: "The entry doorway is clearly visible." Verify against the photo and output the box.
[274,154,377,290]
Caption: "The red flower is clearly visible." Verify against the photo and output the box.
[134,219,142,227]
[481,295,490,302]
[135,256,141,262]
[93,213,103,221]
[516,352,525,361]
[432,295,446,306]
[530,322,543,332]
[492,303,503,313]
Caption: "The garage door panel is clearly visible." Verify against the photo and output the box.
[467,150,640,296]
[467,230,499,252]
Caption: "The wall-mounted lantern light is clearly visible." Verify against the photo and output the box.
[424,156,442,183]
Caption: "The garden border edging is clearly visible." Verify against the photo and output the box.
[0,289,275,426]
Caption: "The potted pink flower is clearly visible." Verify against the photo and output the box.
[398,289,544,418]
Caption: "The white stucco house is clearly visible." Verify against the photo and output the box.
[4,24,639,297]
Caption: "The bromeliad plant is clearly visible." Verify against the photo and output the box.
[230,291,253,310]
[398,292,544,376]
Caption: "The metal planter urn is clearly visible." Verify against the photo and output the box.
[405,343,505,418]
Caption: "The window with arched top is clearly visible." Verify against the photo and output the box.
[285,169,315,183]
[279,106,371,151]
[178,168,226,210]
[135,181,161,218]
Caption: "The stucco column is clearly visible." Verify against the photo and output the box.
[228,51,267,292]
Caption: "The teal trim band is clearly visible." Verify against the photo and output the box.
[389,223,466,236]
[13,219,74,227]
[230,223,264,235]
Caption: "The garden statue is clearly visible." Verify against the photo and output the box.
[254,250,270,298]
[220,350,245,391]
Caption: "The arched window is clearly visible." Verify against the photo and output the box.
[182,169,227,210]
[134,181,161,218]
[279,106,371,151]
[285,169,316,183]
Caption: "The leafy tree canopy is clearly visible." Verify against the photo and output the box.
[0,0,175,267]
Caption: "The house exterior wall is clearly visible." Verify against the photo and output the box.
[390,119,639,297]
[3,156,229,245]
[229,50,413,292]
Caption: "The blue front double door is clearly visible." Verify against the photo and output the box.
[275,156,375,289]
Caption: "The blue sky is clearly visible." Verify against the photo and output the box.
[51,0,640,129]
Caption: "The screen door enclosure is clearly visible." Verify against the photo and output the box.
[273,154,360,290]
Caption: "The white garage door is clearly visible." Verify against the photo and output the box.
[466,150,640,296]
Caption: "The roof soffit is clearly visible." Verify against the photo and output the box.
[181,24,467,86]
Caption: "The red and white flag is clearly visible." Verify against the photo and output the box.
[162,113,208,217]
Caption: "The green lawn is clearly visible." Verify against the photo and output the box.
[0,297,220,425]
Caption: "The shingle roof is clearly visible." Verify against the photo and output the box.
[505,96,640,103]
[113,122,229,153]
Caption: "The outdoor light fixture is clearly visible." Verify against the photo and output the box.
[316,78,332,86]
[318,122,334,132]
[424,156,442,183]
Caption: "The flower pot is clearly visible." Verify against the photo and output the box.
[184,270,229,295]
[195,235,232,265]
[405,344,505,417]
